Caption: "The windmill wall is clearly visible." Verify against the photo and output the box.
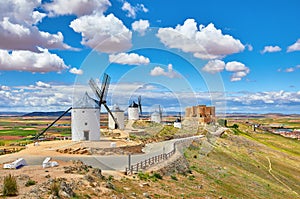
[109,110,125,130]
[71,108,100,141]
[128,107,139,120]
[151,112,161,123]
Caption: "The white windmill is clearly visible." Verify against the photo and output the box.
[151,105,163,123]
[34,73,119,141]
[128,96,142,120]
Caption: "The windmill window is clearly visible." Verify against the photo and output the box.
[82,111,85,113]
[85,122,88,126]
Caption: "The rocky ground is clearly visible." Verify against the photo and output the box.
[0,160,121,198]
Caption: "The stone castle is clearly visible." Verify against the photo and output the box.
[185,105,216,124]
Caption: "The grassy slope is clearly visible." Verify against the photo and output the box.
[106,124,300,199]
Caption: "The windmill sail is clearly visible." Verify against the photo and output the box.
[89,73,119,128]
[159,105,163,121]
[138,95,142,115]
[34,107,72,140]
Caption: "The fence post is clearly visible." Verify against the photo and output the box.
[128,153,131,173]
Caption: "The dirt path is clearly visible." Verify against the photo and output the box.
[266,156,299,196]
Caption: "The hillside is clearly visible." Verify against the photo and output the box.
[1,122,299,198]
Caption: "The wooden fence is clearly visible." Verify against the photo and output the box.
[125,136,201,175]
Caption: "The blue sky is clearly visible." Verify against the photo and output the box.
[0,0,300,114]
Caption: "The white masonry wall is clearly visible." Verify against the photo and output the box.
[71,108,100,141]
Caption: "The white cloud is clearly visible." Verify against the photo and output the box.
[70,13,132,53]
[246,44,253,51]
[261,45,281,54]
[287,39,300,52]
[69,67,83,75]
[157,19,244,60]
[109,53,150,65]
[283,65,300,73]
[225,61,249,72]
[122,1,148,18]
[0,0,72,52]
[285,67,294,73]
[132,20,150,36]
[122,2,136,18]
[0,48,69,72]
[202,60,250,81]
[225,61,250,82]
[150,64,181,78]
[36,81,51,88]
[202,60,225,74]
[0,85,10,91]
[44,0,111,16]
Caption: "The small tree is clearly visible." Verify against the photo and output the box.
[232,124,239,129]
[2,174,18,196]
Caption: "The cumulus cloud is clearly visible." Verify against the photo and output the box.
[132,19,150,36]
[122,1,148,18]
[225,61,250,82]
[150,64,181,78]
[0,48,69,72]
[261,45,281,54]
[36,81,51,88]
[70,13,132,53]
[202,60,225,74]
[287,39,300,52]
[44,0,111,16]
[157,19,244,60]
[0,0,72,52]
[109,53,150,65]
[202,60,250,81]
[69,67,83,75]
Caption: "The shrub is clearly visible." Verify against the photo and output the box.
[170,175,178,181]
[152,173,162,180]
[2,174,18,196]
[25,179,36,187]
[50,181,60,197]
[138,172,150,180]
[188,175,195,181]
[107,175,114,181]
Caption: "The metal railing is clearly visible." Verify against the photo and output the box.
[125,136,202,175]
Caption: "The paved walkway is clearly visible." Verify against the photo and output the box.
[0,135,203,172]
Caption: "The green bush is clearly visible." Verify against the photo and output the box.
[50,181,60,197]
[25,179,36,187]
[152,173,163,180]
[137,172,162,181]
[2,174,18,196]
[170,175,178,181]
[138,172,150,180]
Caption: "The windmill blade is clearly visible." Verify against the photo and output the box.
[89,78,102,105]
[34,107,72,140]
[99,73,110,104]
[138,96,142,115]
[103,103,119,129]
[159,105,162,119]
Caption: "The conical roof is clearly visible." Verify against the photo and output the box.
[112,104,124,112]
[175,117,181,122]
[73,92,99,109]
[129,101,139,108]
[151,111,160,116]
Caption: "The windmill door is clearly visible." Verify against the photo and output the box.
[83,130,89,140]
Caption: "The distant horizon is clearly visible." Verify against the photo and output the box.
[1,110,299,117]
